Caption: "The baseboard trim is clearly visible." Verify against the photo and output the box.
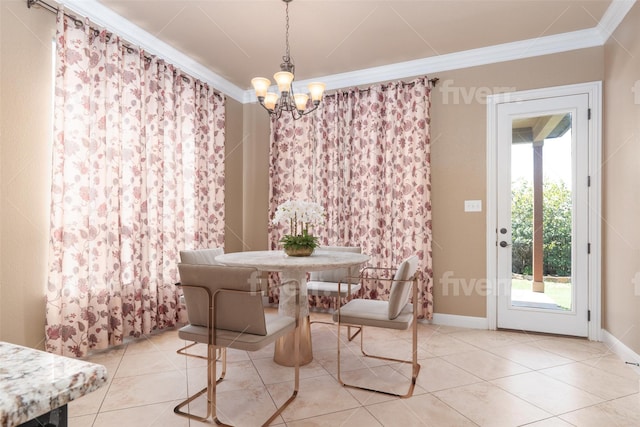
[601,329,640,375]
[429,313,488,330]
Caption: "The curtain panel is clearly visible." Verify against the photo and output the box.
[46,13,225,357]
[269,77,433,319]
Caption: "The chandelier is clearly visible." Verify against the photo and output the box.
[251,0,325,120]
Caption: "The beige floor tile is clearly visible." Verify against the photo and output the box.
[343,383,402,406]
[286,407,383,427]
[366,393,476,426]
[445,349,531,380]
[424,323,470,334]
[540,362,639,400]
[524,417,576,426]
[350,337,431,362]
[487,342,574,370]
[310,324,340,351]
[67,413,96,427]
[267,374,361,422]
[123,329,183,355]
[491,371,603,414]
[449,329,530,349]
[580,354,640,381]
[434,382,551,427]
[252,357,328,384]
[115,349,187,378]
[185,384,287,426]
[416,357,482,392]
[100,370,188,412]
[533,337,610,361]
[313,345,389,375]
[186,359,265,394]
[560,393,640,426]
[337,364,427,398]
[92,400,189,427]
[420,332,477,356]
[82,345,125,376]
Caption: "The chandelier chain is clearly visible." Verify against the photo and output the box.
[284,1,290,63]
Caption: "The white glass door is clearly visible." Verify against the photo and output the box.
[496,94,589,336]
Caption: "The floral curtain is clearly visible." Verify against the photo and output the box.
[269,77,433,319]
[46,12,225,357]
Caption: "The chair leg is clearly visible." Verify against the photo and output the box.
[174,346,227,421]
[309,296,361,342]
[177,342,223,361]
[336,321,421,398]
[262,323,300,426]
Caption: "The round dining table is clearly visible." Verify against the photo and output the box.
[215,249,370,366]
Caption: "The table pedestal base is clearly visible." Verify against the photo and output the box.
[274,315,312,366]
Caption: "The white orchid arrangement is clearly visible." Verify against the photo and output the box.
[272,200,325,251]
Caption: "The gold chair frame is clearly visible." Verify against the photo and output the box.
[174,275,300,426]
[336,266,421,398]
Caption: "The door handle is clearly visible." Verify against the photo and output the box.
[499,241,511,248]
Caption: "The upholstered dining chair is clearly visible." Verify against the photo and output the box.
[307,246,363,339]
[175,263,300,425]
[177,248,225,360]
[333,254,421,397]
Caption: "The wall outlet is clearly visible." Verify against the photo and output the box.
[464,200,482,212]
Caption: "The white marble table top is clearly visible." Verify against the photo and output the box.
[215,250,370,272]
[0,342,107,426]
[215,250,370,318]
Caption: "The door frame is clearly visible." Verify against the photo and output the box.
[486,81,602,341]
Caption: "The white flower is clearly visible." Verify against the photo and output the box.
[272,200,325,235]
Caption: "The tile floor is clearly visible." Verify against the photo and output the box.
[68,310,640,426]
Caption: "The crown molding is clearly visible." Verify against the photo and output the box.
[244,27,604,103]
[596,0,636,42]
[61,0,635,105]
[62,0,246,102]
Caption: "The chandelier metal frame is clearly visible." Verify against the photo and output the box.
[251,0,325,120]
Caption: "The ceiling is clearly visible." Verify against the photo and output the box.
[87,0,618,97]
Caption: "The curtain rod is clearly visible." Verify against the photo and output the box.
[25,0,224,93]
[27,0,82,26]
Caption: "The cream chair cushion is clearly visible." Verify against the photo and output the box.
[387,255,419,320]
[180,248,224,264]
[333,299,413,330]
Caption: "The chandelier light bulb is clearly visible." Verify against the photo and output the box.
[307,82,326,103]
[251,77,271,99]
[293,93,309,112]
[274,71,294,93]
[264,92,279,111]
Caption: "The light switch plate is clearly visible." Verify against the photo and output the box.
[464,200,482,212]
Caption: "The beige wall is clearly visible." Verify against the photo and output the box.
[224,98,244,254]
[603,3,640,354]
[241,103,271,251]
[0,0,56,348]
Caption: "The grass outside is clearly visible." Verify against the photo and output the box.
[511,278,572,310]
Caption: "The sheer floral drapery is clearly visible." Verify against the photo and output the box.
[269,77,433,319]
[46,12,225,357]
